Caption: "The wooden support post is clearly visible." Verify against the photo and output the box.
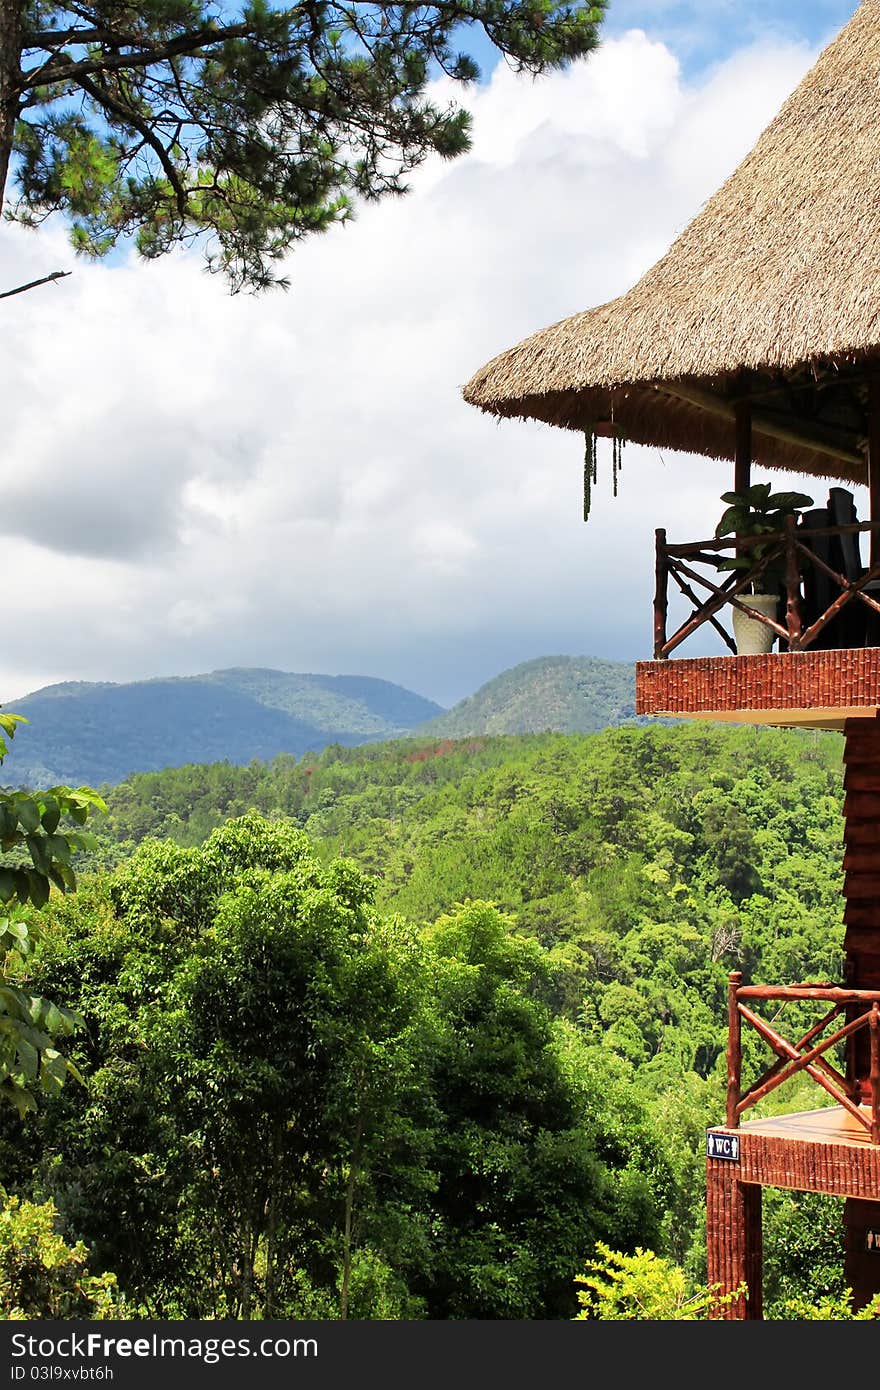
[706,1162,762,1320]
[735,404,752,574]
[727,972,742,1129]
[871,1003,880,1146]
[735,403,752,498]
[784,514,804,649]
[654,528,668,659]
[845,1199,880,1313]
[870,373,880,569]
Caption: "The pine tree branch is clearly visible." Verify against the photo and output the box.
[16,20,256,97]
[22,27,113,46]
[77,72,189,219]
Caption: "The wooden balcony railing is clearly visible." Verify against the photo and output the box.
[653,519,880,660]
[726,972,880,1143]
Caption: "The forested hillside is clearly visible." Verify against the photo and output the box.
[1,655,645,790]
[1,669,444,788]
[0,720,853,1319]
[93,720,847,1106]
[418,655,640,737]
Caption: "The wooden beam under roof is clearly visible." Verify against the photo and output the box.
[657,381,866,471]
[726,363,869,406]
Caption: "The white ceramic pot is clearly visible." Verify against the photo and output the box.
[732,593,779,655]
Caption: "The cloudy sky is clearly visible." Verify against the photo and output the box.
[0,1,863,709]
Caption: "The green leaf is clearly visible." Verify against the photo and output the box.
[766,491,814,510]
[39,1058,66,1096]
[13,870,32,905]
[44,833,72,865]
[67,831,97,854]
[54,862,77,893]
[15,799,41,833]
[16,1037,39,1080]
[744,483,773,504]
[24,870,50,909]
[715,506,744,538]
[3,1080,36,1118]
[40,797,61,833]
[0,986,26,1016]
[26,833,50,877]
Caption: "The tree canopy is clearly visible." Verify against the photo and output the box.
[0,708,105,1115]
[0,1,607,290]
[1,725,872,1318]
[4,813,668,1318]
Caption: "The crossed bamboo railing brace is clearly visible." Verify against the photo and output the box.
[726,972,880,1144]
[653,519,880,660]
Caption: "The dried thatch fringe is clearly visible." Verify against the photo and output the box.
[463,0,880,484]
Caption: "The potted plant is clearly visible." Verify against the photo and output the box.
[713,482,813,655]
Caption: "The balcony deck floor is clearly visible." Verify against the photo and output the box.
[708,1107,880,1198]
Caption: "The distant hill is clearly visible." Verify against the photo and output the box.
[1,669,444,789]
[416,655,640,738]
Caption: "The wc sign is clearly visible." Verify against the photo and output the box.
[706,1131,740,1161]
[866,1229,880,1255]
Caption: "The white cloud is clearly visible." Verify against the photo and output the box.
[0,24,838,709]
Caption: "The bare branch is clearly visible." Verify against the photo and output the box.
[0,269,71,299]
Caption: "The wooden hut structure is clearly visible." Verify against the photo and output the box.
[463,0,880,1318]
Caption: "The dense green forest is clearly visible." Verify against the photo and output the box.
[0,717,858,1319]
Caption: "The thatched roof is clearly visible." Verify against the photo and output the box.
[463,1,880,484]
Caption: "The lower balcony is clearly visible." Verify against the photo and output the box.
[637,512,880,728]
[636,647,880,729]
[724,974,880,1138]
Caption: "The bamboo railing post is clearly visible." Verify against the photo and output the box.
[784,514,804,650]
[654,529,668,659]
[727,972,742,1129]
[870,1003,880,1146]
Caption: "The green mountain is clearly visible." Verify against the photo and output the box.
[1,668,444,789]
[417,655,640,737]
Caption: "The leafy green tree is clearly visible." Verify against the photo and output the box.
[575,1242,880,1321]
[10,815,436,1317]
[762,1191,846,1317]
[414,901,672,1318]
[0,709,105,1115]
[0,1192,121,1318]
[142,840,433,1318]
[0,1,607,291]
[4,824,676,1320]
[574,1242,742,1320]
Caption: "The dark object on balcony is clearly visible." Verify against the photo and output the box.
[800,488,867,648]
[796,507,834,643]
[828,488,864,581]
[828,488,867,650]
